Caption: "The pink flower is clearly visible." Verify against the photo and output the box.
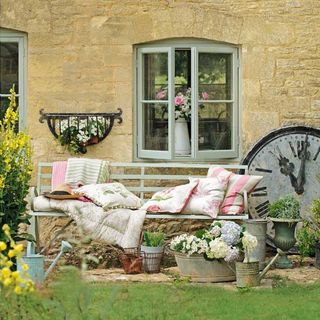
[202,92,209,100]
[175,95,184,106]
[147,204,161,212]
[156,90,167,100]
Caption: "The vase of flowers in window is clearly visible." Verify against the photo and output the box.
[156,88,209,155]
[174,88,192,155]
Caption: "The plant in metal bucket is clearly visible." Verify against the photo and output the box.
[141,231,165,273]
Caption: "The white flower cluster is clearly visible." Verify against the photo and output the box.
[60,116,107,144]
[242,231,258,253]
[170,234,208,256]
[170,221,258,263]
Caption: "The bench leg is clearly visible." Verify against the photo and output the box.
[28,215,40,253]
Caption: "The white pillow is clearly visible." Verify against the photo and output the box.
[182,177,228,218]
[76,183,142,210]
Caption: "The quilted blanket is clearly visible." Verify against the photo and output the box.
[33,196,146,248]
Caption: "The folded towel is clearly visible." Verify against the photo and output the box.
[65,158,109,188]
[51,161,67,190]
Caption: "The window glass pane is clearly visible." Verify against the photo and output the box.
[143,53,168,101]
[0,42,19,94]
[198,102,232,150]
[198,53,232,100]
[175,49,191,95]
[143,103,168,151]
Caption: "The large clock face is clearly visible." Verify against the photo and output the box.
[242,126,320,219]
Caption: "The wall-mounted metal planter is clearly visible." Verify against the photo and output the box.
[39,108,123,154]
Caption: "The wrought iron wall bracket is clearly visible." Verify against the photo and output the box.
[39,108,123,153]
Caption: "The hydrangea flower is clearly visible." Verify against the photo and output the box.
[206,238,230,259]
[224,247,241,262]
[220,221,241,246]
[242,231,258,252]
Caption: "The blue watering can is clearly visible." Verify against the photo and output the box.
[17,241,73,283]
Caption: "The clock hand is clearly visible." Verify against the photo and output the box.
[277,154,298,190]
[296,135,309,194]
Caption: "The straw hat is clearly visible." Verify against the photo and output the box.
[44,183,83,200]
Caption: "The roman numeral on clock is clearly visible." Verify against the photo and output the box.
[255,200,270,217]
[251,186,268,197]
[255,168,272,173]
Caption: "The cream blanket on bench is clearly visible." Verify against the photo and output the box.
[33,196,146,248]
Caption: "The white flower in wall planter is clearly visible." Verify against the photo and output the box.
[57,116,108,154]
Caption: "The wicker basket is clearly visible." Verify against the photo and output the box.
[120,247,142,274]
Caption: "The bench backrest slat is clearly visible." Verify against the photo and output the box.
[37,162,248,200]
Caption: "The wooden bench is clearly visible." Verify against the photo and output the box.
[29,162,250,248]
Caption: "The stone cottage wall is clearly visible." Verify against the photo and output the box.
[1,0,319,172]
[1,0,320,250]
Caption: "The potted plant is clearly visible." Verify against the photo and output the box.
[268,194,301,269]
[140,231,165,273]
[169,221,253,283]
[297,199,320,268]
[58,116,107,154]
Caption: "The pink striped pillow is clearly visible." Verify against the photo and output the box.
[207,166,233,184]
[220,173,263,215]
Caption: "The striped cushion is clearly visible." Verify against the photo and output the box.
[207,166,233,184]
[220,173,263,214]
[207,166,263,215]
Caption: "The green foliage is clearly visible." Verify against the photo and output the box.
[2,279,320,320]
[296,222,319,261]
[143,231,165,247]
[268,194,301,219]
[0,86,32,243]
[311,199,320,225]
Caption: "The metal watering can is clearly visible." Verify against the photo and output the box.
[17,241,73,283]
[232,249,284,288]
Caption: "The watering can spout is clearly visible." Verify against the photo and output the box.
[44,240,73,279]
[258,248,284,282]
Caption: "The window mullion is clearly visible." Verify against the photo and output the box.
[168,47,175,159]
[191,46,198,159]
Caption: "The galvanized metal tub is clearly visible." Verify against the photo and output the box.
[235,261,260,287]
[174,252,235,282]
[244,219,267,270]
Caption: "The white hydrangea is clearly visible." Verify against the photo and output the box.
[206,238,230,259]
[242,231,258,252]
[209,225,221,238]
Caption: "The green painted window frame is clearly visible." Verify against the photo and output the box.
[135,39,239,161]
[0,29,27,130]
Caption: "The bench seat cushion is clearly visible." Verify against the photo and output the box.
[32,196,62,212]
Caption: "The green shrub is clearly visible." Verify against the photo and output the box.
[268,194,300,219]
[143,231,165,247]
[0,86,32,243]
[297,222,319,260]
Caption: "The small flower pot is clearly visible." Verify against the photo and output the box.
[140,245,164,273]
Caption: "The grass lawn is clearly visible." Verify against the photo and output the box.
[2,269,319,320]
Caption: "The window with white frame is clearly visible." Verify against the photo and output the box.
[0,29,27,129]
[135,39,239,160]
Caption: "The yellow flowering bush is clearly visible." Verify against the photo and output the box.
[0,86,32,243]
[0,224,34,295]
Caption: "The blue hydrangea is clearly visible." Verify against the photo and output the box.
[220,221,241,246]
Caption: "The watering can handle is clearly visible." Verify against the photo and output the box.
[258,248,284,281]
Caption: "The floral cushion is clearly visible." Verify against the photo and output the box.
[141,180,198,213]
[207,166,263,215]
[75,183,143,210]
[182,177,228,218]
